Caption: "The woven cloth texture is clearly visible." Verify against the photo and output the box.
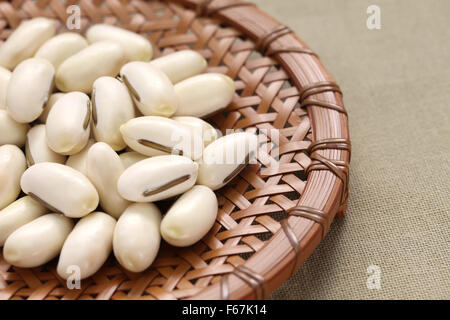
[252,0,450,300]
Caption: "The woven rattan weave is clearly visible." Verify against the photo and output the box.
[0,0,350,300]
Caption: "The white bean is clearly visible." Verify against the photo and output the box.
[87,142,129,219]
[0,145,26,210]
[0,66,11,109]
[0,196,48,246]
[120,62,178,117]
[197,132,258,190]
[150,50,206,84]
[57,212,116,280]
[3,214,73,268]
[161,186,217,247]
[113,203,161,272]
[0,17,56,70]
[35,32,88,68]
[118,155,198,202]
[38,92,65,124]
[6,58,55,123]
[92,76,135,150]
[25,124,66,166]
[120,116,202,160]
[56,41,126,93]
[119,151,148,169]
[65,139,95,176]
[46,92,91,155]
[0,110,29,147]
[86,24,152,62]
[174,73,235,118]
[172,116,219,147]
[20,162,99,218]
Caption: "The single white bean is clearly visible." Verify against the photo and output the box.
[172,116,219,147]
[86,24,152,62]
[0,145,26,210]
[0,66,11,109]
[3,213,73,268]
[0,17,56,70]
[120,62,178,117]
[118,155,198,202]
[92,76,135,150]
[46,92,91,155]
[113,203,161,272]
[120,116,202,160]
[57,212,116,280]
[197,132,258,190]
[35,32,88,69]
[174,73,235,118]
[6,58,55,123]
[38,92,65,123]
[0,196,48,246]
[56,41,126,93]
[0,109,29,147]
[161,185,217,247]
[25,124,66,166]
[65,138,95,176]
[20,162,99,218]
[87,142,129,219]
[119,151,148,169]
[150,50,206,84]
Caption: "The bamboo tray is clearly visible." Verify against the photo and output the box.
[0,0,350,300]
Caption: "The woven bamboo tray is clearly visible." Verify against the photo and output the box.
[0,0,350,300]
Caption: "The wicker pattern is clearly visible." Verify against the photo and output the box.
[0,0,350,300]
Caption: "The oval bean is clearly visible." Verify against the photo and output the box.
[197,132,258,190]
[92,76,135,150]
[25,124,66,166]
[20,162,99,218]
[120,116,202,159]
[118,155,198,202]
[119,151,148,169]
[46,92,91,155]
[0,17,56,70]
[120,62,178,117]
[172,116,219,147]
[0,145,26,210]
[35,32,88,68]
[6,58,55,123]
[57,212,116,280]
[86,24,152,62]
[38,92,65,123]
[174,73,235,118]
[150,50,206,84]
[3,214,73,268]
[65,139,95,176]
[113,203,161,272]
[0,66,11,109]
[0,110,29,147]
[0,196,48,246]
[87,142,130,219]
[161,185,217,247]
[56,41,126,93]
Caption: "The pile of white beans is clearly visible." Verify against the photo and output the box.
[0,18,257,279]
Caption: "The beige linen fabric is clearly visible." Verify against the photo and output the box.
[249,0,450,299]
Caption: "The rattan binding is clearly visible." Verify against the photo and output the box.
[0,0,350,300]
